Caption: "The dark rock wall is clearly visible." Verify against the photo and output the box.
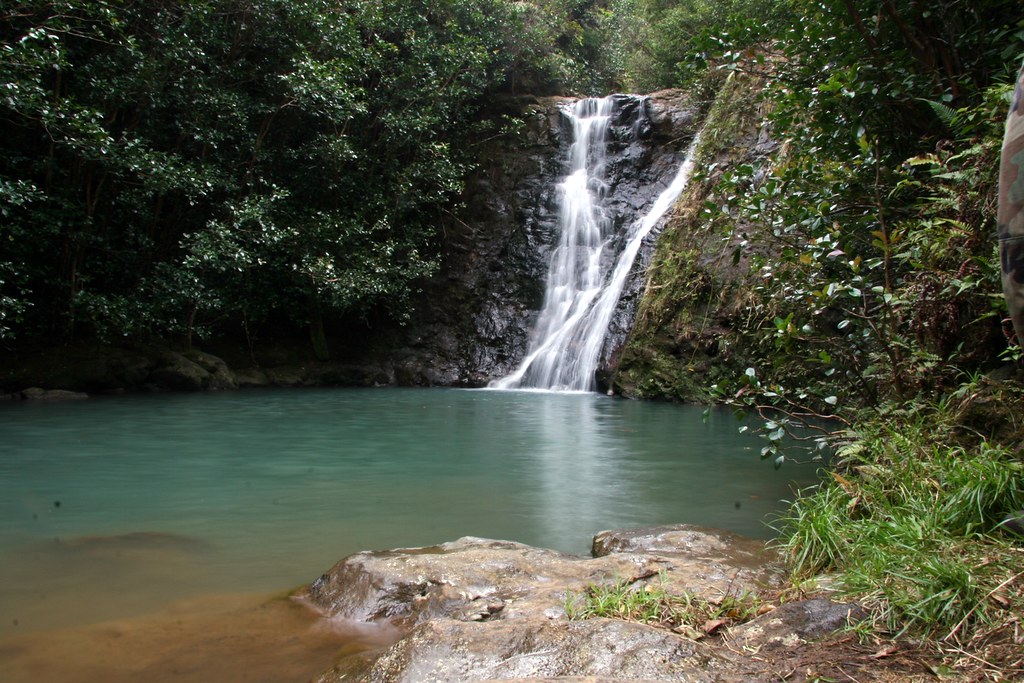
[380,90,704,388]
[387,95,572,387]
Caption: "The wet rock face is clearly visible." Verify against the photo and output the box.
[372,91,703,388]
[367,96,566,387]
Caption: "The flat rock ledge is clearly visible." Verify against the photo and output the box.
[303,525,863,682]
[2,386,90,401]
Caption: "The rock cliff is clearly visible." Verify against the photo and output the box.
[611,71,778,401]
[371,90,705,388]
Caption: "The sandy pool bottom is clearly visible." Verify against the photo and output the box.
[0,592,397,683]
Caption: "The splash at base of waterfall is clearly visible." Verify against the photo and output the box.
[491,95,702,393]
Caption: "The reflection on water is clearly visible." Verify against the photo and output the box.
[0,387,819,679]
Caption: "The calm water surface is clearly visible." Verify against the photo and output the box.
[0,387,818,679]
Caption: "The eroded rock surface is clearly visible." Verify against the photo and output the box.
[307,537,675,628]
[591,524,780,589]
[305,527,795,682]
[341,617,724,683]
[726,597,867,651]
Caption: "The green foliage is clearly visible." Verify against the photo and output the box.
[494,0,620,95]
[607,0,1024,664]
[703,3,1021,443]
[774,390,1024,642]
[605,0,792,93]
[0,0,614,348]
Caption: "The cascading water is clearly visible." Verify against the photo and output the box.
[491,95,702,393]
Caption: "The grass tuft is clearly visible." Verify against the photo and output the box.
[564,574,763,637]
[773,384,1024,658]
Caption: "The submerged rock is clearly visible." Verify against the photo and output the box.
[42,530,212,564]
[18,387,89,400]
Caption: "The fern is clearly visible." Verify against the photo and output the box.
[921,99,962,135]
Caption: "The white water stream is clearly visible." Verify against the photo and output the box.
[492,96,701,392]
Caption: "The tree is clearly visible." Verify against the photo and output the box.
[1,0,570,353]
[700,0,1022,459]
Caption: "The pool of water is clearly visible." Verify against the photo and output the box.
[0,387,819,678]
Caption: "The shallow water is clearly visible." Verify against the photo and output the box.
[0,387,818,679]
[0,592,395,683]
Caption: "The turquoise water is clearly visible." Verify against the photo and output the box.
[0,387,818,637]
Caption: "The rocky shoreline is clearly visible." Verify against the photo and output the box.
[0,343,404,398]
[297,525,894,683]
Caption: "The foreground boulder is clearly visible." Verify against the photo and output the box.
[305,526,798,682]
[307,538,678,628]
[334,617,726,683]
[307,527,782,630]
[303,527,883,681]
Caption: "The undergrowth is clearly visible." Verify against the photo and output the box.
[564,574,763,639]
[774,378,1024,679]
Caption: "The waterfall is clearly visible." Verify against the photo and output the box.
[491,96,702,393]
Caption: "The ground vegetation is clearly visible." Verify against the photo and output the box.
[604,1,1024,677]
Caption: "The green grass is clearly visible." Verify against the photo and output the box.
[773,386,1024,647]
[564,574,763,636]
